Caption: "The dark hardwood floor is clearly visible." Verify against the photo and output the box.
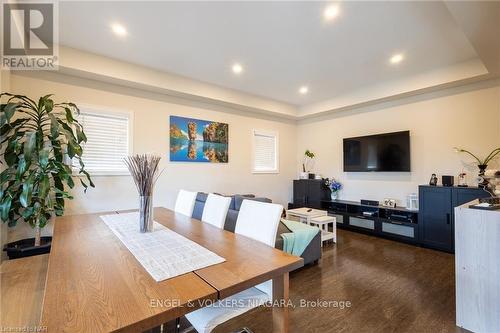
[176,229,465,333]
[290,229,465,333]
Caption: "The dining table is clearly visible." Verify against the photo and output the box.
[40,207,304,332]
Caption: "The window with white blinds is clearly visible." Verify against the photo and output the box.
[73,110,131,175]
[252,129,279,173]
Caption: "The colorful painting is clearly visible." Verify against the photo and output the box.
[170,116,228,163]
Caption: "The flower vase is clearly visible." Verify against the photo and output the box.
[139,195,154,232]
[331,191,338,201]
[477,164,488,188]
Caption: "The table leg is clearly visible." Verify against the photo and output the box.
[272,273,289,333]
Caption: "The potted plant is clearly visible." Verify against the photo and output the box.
[301,150,315,179]
[454,147,500,187]
[0,93,94,259]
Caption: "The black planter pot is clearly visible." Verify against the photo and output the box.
[3,236,52,259]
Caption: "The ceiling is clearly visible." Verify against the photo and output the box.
[56,1,497,116]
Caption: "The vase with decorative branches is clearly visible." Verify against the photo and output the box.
[124,154,162,232]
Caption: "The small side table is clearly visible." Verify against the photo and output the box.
[310,215,336,246]
[286,208,327,225]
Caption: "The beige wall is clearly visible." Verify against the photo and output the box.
[7,72,297,242]
[297,81,500,206]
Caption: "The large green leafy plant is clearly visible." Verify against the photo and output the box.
[0,93,94,246]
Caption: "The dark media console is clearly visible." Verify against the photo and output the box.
[291,179,490,252]
[321,199,420,244]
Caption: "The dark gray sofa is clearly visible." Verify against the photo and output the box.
[192,193,321,265]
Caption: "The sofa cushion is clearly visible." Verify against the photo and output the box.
[274,222,291,250]
[233,195,271,211]
[224,209,239,233]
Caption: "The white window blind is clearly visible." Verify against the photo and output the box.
[73,111,130,175]
[253,130,279,173]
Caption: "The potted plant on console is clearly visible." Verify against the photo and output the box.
[454,146,500,188]
[301,149,315,179]
[0,93,94,259]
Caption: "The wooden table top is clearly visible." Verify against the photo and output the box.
[153,208,304,299]
[41,207,303,332]
[1,254,48,330]
[41,211,218,333]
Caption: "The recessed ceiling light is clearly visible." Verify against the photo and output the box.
[232,63,243,74]
[299,86,309,95]
[324,4,340,20]
[111,23,127,37]
[390,53,404,64]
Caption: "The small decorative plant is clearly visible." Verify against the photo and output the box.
[0,93,94,247]
[325,178,342,200]
[302,149,315,172]
[454,147,500,168]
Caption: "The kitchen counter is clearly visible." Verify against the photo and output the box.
[454,200,500,333]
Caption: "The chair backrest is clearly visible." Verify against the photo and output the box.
[174,190,198,217]
[235,199,283,247]
[201,193,232,229]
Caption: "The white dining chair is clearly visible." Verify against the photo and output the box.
[174,190,198,217]
[201,193,232,229]
[186,199,283,333]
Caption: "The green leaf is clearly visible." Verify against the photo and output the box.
[49,113,59,138]
[75,125,87,143]
[38,175,50,200]
[44,98,54,113]
[39,148,50,168]
[20,180,33,207]
[0,103,16,123]
[65,108,75,123]
[16,156,27,179]
[0,196,12,222]
[5,138,19,166]
[23,132,36,162]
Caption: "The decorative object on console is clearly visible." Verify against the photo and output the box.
[124,154,162,233]
[483,169,500,196]
[382,198,397,208]
[429,173,438,186]
[457,171,468,187]
[302,150,315,178]
[1,93,94,259]
[454,147,500,189]
[442,175,454,187]
[360,199,379,206]
[325,178,342,200]
[170,115,228,163]
[406,193,418,211]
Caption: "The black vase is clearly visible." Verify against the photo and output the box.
[477,164,488,188]
[478,164,487,175]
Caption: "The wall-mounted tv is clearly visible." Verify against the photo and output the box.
[343,131,410,172]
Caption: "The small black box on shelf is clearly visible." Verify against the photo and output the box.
[361,199,379,206]
[442,175,454,187]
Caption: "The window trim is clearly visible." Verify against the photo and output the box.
[251,129,279,174]
[72,104,134,177]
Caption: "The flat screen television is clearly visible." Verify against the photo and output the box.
[343,131,410,172]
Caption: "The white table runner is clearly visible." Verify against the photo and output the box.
[100,212,225,282]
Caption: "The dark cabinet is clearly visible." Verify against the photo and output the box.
[293,179,328,209]
[419,186,489,252]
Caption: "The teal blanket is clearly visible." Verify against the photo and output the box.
[281,219,319,256]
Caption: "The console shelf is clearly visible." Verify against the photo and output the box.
[320,199,419,245]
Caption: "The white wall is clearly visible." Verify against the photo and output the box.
[8,72,297,241]
[297,81,500,207]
